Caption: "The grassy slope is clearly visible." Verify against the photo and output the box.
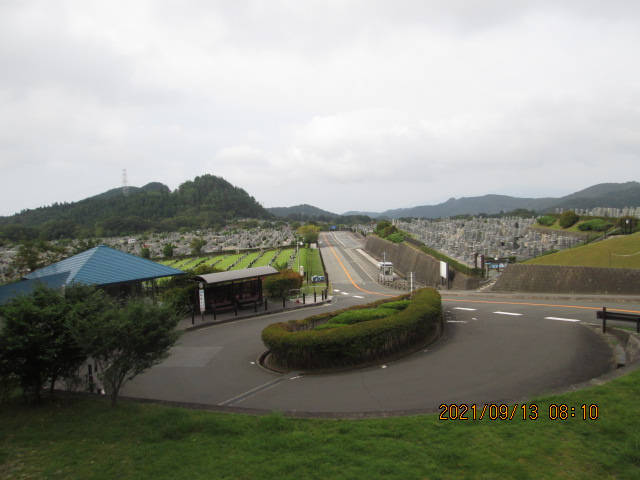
[1,367,640,479]
[524,233,640,269]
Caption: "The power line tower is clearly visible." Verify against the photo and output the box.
[122,169,129,196]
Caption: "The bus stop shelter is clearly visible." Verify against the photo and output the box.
[191,266,279,316]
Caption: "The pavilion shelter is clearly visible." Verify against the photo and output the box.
[0,245,185,305]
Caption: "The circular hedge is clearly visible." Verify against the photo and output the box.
[261,288,443,371]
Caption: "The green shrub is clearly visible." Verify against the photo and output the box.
[263,269,303,298]
[313,323,347,331]
[378,300,411,310]
[386,232,404,243]
[328,308,394,325]
[559,211,579,229]
[160,286,195,315]
[537,216,556,227]
[578,219,613,232]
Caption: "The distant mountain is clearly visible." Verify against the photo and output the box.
[343,182,640,219]
[268,204,338,219]
[2,178,638,242]
[268,204,373,224]
[0,174,273,241]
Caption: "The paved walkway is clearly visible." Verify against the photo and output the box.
[176,293,333,331]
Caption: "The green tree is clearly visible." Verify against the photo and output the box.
[297,225,321,246]
[190,238,207,255]
[0,284,107,404]
[376,220,392,233]
[0,336,19,404]
[559,210,580,229]
[70,298,181,406]
[12,241,45,273]
[162,243,175,258]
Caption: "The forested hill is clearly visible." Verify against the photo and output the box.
[0,174,274,241]
[267,204,372,224]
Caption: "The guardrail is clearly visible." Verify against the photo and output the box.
[597,307,640,333]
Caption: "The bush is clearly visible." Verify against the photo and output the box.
[386,232,404,243]
[537,216,556,227]
[578,219,613,232]
[262,288,443,371]
[160,286,194,315]
[328,308,394,325]
[313,323,347,331]
[378,300,411,310]
[263,269,303,298]
[559,211,579,229]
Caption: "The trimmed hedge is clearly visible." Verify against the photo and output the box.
[378,300,411,310]
[261,288,443,371]
[314,323,347,331]
[328,308,395,325]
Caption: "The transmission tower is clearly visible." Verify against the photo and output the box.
[122,169,129,196]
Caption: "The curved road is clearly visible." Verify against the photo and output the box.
[122,231,635,415]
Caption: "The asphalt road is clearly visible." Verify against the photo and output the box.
[121,231,637,416]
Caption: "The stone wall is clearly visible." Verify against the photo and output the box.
[492,264,640,295]
[364,236,480,290]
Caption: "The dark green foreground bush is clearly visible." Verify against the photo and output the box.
[261,288,443,370]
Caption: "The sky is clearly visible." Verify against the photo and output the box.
[1,1,639,217]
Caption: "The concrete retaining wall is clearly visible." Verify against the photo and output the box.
[364,237,480,290]
[492,264,640,295]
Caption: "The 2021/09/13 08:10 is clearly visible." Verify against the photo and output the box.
[438,404,599,421]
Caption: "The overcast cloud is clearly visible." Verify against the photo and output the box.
[1,0,639,217]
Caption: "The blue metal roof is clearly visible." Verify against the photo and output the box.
[0,272,70,306]
[23,245,185,286]
[0,246,184,306]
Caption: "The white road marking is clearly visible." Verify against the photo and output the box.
[453,307,477,311]
[545,317,581,322]
[341,291,350,295]
[447,320,468,323]
[494,311,523,316]
[353,295,365,298]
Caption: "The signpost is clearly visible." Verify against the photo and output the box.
[198,282,206,322]
[440,261,449,289]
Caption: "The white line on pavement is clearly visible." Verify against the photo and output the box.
[544,317,581,322]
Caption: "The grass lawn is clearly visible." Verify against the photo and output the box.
[2,366,640,479]
[524,233,640,269]
[298,247,323,277]
[157,248,299,273]
[232,251,261,269]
